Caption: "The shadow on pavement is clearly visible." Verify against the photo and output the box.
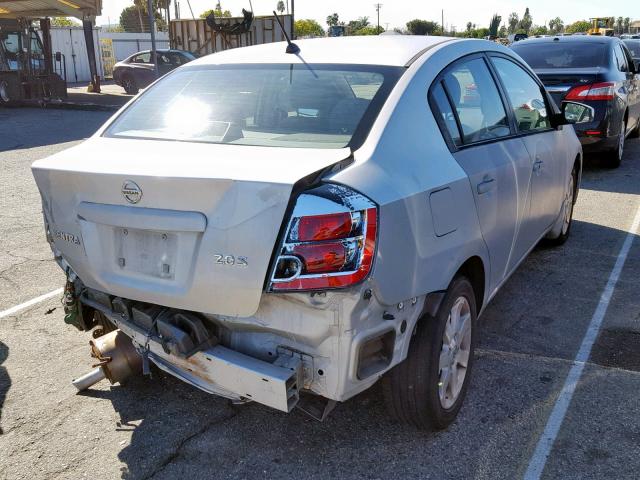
[0,108,112,152]
[0,342,9,435]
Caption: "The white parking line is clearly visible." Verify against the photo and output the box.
[0,288,64,320]
[524,203,640,480]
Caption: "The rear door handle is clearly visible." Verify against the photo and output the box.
[477,177,496,195]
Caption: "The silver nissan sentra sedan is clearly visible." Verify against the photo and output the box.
[32,36,584,429]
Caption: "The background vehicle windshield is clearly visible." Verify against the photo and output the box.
[105,64,401,149]
[512,42,607,68]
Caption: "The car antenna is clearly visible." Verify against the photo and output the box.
[273,10,300,54]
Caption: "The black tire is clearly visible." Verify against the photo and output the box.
[603,120,626,169]
[545,166,577,246]
[0,76,22,107]
[382,276,477,430]
[122,75,139,95]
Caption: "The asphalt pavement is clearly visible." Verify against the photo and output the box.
[0,107,639,480]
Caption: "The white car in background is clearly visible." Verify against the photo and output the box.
[32,36,584,429]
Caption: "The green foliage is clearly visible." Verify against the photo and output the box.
[51,17,80,27]
[199,8,232,18]
[548,17,564,34]
[276,1,286,14]
[531,25,548,36]
[489,14,501,37]
[406,19,440,36]
[519,7,532,34]
[353,25,384,36]
[498,25,507,37]
[507,12,519,34]
[347,16,370,34]
[295,19,325,37]
[326,13,341,27]
[565,20,591,34]
[120,1,167,32]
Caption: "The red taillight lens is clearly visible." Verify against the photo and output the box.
[271,201,377,291]
[293,242,346,273]
[297,212,352,241]
[565,82,615,101]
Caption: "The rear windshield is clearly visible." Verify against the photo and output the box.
[105,64,402,149]
[511,42,607,68]
[624,40,640,58]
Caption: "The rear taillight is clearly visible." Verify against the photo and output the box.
[565,82,616,101]
[269,184,377,291]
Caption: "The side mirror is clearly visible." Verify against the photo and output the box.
[560,101,595,125]
[55,51,62,62]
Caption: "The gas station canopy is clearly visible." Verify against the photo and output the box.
[0,0,102,20]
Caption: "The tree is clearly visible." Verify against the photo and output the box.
[120,1,167,32]
[498,25,507,37]
[406,19,440,36]
[466,22,473,33]
[624,17,631,34]
[507,12,519,34]
[294,19,324,37]
[326,13,340,27]
[565,20,591,34]
[548,17,564,35]
[200,1,231,18]
[51,17,80,27]
[347,16,370,34]
[353,25,384,36]
[531,25,548,36]
[488,14,501,38]
[616,16,624,35]
[276,1,285,14]
[519,7,532,34]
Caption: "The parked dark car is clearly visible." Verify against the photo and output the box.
[623,39,640,66]
[112,49,196,95]
[512,36,640,167]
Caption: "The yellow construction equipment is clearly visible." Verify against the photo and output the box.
[588,17,614,36]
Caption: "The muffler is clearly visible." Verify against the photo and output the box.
[72,329,142,391]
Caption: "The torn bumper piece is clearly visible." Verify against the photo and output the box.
[82,298,302,413]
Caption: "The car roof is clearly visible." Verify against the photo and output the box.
[513,35,616,46]
[190,36,457,67]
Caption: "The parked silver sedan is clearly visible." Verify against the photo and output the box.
[32,36,583,429]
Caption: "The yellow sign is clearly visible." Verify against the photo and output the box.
[100,38,115,79]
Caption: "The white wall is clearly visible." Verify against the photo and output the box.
[46,28,170,83]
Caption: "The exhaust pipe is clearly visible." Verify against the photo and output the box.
[72,329,142,391]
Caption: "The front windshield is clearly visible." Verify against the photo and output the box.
[105,64,402,149]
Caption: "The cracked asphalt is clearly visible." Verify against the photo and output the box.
[1,108,640,479]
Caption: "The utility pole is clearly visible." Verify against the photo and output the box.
[374,3,382,32]
[291,0,295,39]
[147,0,159,79]
[442,9,444,35]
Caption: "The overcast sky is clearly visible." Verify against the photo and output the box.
[97,0,636,31]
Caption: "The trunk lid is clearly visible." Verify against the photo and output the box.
[534,68,604,106]
[32,137,350,317]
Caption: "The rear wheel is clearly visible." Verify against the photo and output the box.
[121,75,138,95]
[545,166,576,246]
[0,76,22,107]
[604,119,626,169]
[383,276,477,430]
[630,119,640,139]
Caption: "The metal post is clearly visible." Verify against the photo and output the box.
[40,18,53,75]
[82,18,100,92]
[290,0,295,39]
[147,0,159,79]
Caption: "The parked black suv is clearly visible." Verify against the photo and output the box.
[512,35,640,167]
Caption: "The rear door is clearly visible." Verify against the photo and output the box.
[431,54,532,292]
[490,55,565,247]
[129,52,155,87]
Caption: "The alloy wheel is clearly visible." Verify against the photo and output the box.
[562,171,575,235]
[618,122,626,161]
[0,81,9,103]
[438,296,472,409]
